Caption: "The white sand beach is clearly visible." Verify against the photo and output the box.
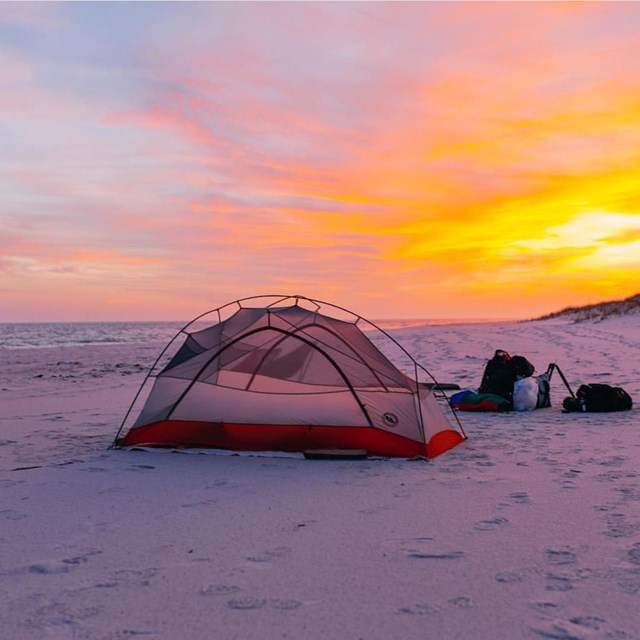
[1,317,638,640]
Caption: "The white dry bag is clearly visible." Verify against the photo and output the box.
[513,377,539,411]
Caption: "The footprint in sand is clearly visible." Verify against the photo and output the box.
[205,480,238,490]
[496,571,525,584]
[529,615,617,640]
[246,546,291,563]
[395,537,465,561]
[617,485,640,502]
[530,601,560,612]
[449,596,473,609]
[599,456,626,468]
[603,512,640,539]
[474,517,509,532]
[406,549,465,560]
[62,549,102,566]
[26,563,71,576]
[227,597,267,610]
[509,491,531,504]
[201,584,241,597]
[556,479,578,490]
[397,603,440,616]
[544,574,574,592]
[437,463,466,474]
[545,547,578,566]
[627,543,640,565]
[495,567,539,584]
[498,492,531,509]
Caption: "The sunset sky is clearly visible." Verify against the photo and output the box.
[2,2,640,322]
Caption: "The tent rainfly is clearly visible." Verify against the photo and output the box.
[114,296,466,458]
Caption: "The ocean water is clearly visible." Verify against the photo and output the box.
[0,322,184,350]
[0,319,458,350]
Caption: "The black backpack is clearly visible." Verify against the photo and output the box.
[563,383,633,413]
[479,350,535,401]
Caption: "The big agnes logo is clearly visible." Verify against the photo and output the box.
[383,412,399,426]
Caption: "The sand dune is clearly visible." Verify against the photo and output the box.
[1,317,638,639]
[535,292,640,323]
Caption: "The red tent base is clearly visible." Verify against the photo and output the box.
[118,420,465,459]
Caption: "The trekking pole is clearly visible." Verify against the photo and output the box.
[549,363,576,398]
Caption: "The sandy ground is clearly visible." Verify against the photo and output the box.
[1,317,638,640]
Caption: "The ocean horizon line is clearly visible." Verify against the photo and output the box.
[0,316,522,326]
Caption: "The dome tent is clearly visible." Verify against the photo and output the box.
[114,295,466,458]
